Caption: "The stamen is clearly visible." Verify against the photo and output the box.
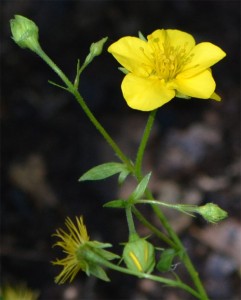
[149,37,194,81]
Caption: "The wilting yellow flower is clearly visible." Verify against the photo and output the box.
[1,284,39,300]
[52,216,119,284]
[108,29,226,111]
[52,216,89,284]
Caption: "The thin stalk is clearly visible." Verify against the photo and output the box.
[135,110,157,179]
[144,188,209,299]
[91,256,202,299]
[132,110,209,300]
[37,47,133,171]
[125,206,138,240]
[131,206,176,248]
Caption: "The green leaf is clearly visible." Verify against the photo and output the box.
[118,169,130,185]
[79,162,128,181]
[131,172,151,201]
[48,80,69,91]
[103,199,126,208]
[156,248,177,272]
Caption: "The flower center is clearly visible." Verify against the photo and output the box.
[148,37,194,81]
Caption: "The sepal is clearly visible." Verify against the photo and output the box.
[123,237,155,273]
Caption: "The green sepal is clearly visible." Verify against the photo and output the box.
[78,242,119,282]
[156,248,177,272]
[123,238,155,273]
[118,67,129,74]
[130,172,151,201]
[95,248,120,261]
[87,263,110,282]
[103,199,126,209]
[138,31,147,41]
[175,91,191,99]
[87,240,112,249]
[88,241,120,261]
[79,162,128,181]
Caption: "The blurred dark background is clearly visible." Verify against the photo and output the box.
[1,1,240,299]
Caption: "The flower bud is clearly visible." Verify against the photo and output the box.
[84,37,108,65]
[123,238,155,273]
[90,37,108,57]
[10,15,40,52]
[198,203,228,223]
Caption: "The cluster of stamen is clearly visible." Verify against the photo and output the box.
[140,36,194,81]
[153,38,193,81]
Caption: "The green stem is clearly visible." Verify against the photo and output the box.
[132,110,209,300]
[37,47,73,91]
[136,199,196,216]
[135,110,157,179]
[125,206,138,241]
[144,188,209,300]
[37,47,133,171]
[131,206,175,248]
[95,257,201,299]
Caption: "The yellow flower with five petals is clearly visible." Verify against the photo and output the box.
[108,29,226,111]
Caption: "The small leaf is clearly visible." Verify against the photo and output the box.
[48,80,69,91]
[118,169,130,185]
[79,162,128,181]
[156,248,177,272]
[103,199,126,208]
[131,172,151,201]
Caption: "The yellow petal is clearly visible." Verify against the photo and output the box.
[182,42,226,77]
[121,74,175,111]
[148,29,195,52]
[175,69,216,98]
[108,37,152,76]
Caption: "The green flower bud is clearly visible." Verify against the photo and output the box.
[84,37,108,65]
[90,37,108,57]
[10,15,40,53]
[198,203,228,223]
[123,238,155,273]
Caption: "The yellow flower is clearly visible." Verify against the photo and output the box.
[108,29,226,111]
[52,216,119,284]
[1,284,39,300]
